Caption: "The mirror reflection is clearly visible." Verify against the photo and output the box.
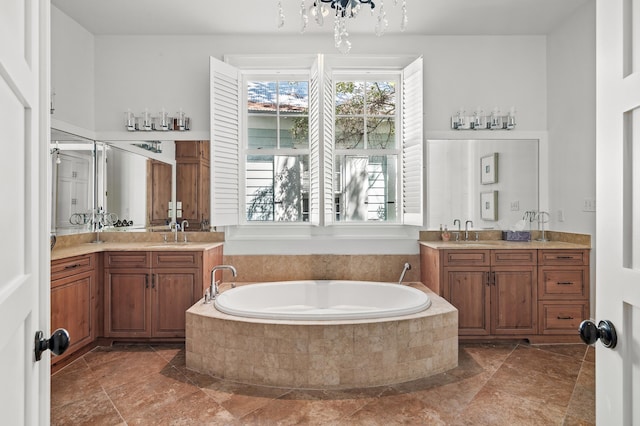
[427,139,538,230]
[50,129,176,235]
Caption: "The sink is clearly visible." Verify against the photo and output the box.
[146,243,194,249]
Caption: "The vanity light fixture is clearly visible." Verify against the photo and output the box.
[124,108,191,132]
[277,0,408,54]
[452,106,516,130]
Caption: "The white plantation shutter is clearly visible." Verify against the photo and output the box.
[210,57,240,226]
[402,57,424,226]
[309,57,320,225]
[322,66,335,225]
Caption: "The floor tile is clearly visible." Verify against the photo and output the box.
[50,342,595,425]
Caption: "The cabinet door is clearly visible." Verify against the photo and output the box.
[443,267,491,336]
[147,159,172,226]
[51,270,95,362]
[152,269,198,337]
[176,161,199,223]
[104,269,151,337]
[491,266,537,335]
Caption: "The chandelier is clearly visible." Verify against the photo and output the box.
[277,0,408,54]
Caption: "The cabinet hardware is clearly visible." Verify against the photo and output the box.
[64,263,81,270]
[152,274,156,289]
[485,272,490,286]
[556,281,574,285]
[145,274,149,289]
[557,315,574,320]
[491,271,496,286]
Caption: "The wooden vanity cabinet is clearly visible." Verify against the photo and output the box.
[51,253,99,364]
[104,251,203,339]
[442,250,537,337]
[537,250,590,336]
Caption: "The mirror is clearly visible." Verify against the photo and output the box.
[50,129,176,235]
[50,129,97,235]
[102,142,175,231]
[427,139,538,230]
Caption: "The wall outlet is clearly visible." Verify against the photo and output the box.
[583,198,596,212]
[510,201,520,211]
[558,209,565,222]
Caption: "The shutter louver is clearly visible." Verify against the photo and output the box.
[402,57,424,226]
[210,57,241,226]
[322,67,335,225]
[309,58,320,225]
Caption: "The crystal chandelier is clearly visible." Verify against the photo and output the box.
[277,0,408,54]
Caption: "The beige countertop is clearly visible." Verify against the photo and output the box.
[51,241,223,261]
[419,240,590,250]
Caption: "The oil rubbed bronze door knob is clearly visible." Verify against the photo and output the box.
[34,328,70,361]
[579,319,617,349]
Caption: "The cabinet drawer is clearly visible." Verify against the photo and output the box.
[104,252,150,268]
[51,254,95,282]
[492,250,536,266]
[152,251,202,268]
[539,250,588,266]
[538,302,588,335]
[538,268,588,299]
[443,250,490,267]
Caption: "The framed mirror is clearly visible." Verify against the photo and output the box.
[427,139,538,230]
[50,129,97,235]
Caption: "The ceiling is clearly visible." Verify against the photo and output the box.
[51,0,591,36]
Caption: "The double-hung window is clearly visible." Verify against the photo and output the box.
[210,55,423,228]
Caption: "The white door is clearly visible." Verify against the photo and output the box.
[594,0,640,423]
[0,1,51,424]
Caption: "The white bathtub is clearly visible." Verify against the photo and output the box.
[214,280,431,321]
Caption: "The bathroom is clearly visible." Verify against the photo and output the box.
[40,0,605,424]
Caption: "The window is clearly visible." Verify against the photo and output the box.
[210,55,423,228]
[245,79,310,222]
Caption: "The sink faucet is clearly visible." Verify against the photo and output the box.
[181,220,189,242]
[453,219,461,241]
[169,221,180,242]
[210,265,238,299]
[465,220,473,241]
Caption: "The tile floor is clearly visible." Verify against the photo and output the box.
[51,342,594,425]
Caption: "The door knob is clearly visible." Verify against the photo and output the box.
[579,319,617,349]
[34,328,70,361]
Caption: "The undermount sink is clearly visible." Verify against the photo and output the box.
[147,243,194,248]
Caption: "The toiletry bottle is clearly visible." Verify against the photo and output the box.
[442,225,451,242]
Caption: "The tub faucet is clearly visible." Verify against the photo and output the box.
[398,262,411,285]
[465,220,473,241]
[210,265,238,299]
[181,220,189,242]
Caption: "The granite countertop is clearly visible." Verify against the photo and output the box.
[419,240,590,250]
[51,241,224,261]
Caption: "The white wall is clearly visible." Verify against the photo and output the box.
[547,2,596,234]
[51,6,95,130]
[91,34,547,134]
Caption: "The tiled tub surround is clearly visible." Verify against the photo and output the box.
[186,283,458,389]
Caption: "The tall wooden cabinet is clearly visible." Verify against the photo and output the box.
[147,159,173,226]
[176,141,210,229]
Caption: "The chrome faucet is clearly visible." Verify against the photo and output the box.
[453,219,461,241]
[398,262,411,285]
[169,221,179,242]
[465,220,473,241]
[210,265,238,299]
[181,220,189,243]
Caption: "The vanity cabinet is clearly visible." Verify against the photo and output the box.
[51,253,99,365]
[104,251,203,339]
[176,141,210,229]
[442,250,537,337]
[537,250,589,336]
[421,244,589,342]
